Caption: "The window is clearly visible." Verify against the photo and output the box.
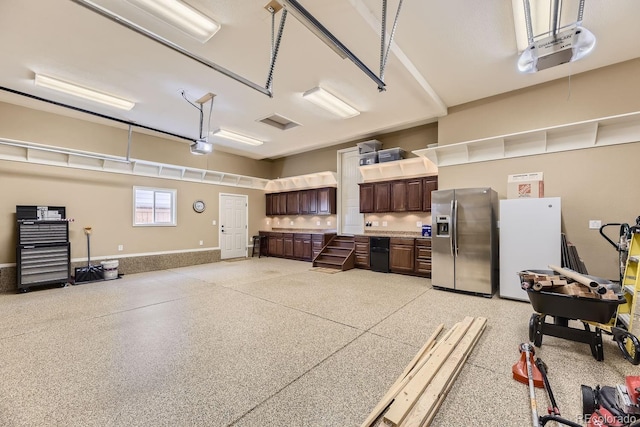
[133,186,177,226]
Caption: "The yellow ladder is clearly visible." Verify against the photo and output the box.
[615,229,640,359]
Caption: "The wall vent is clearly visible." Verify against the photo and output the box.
[257,114,301,131]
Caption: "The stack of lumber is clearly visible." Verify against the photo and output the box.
[561,233,589,274]
[361,317,487,427]
[520,265,618,300]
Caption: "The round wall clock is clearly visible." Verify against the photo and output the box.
[193,200,206,213]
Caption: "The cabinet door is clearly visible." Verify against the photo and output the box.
[278,193,287,215]
[407,179,423,211]
[359,184,374,213]
[286,192,299,215]
[390,238,415,274]
[423,178,438,212]
[308,189,318,214]
[265,194,272,216]
[318,187,336,214]
[390,180,407,212]
[275,235,284,256]
[268,235,277,255]
[374,182,391,213]
[284,234,294,257]
[299,191,309,214]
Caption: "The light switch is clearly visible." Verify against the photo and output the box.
[372,221,379,227]
[212,220,217,225]
[382,221,388,227]
[199,240,203,246]
[417,221,422,227]
[316,221,321,225]
[118,245,123,251]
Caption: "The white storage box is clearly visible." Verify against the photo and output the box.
[378,147,406,163]
[359,152,378,166]
[357,140,382,154]
[507,172,544,198]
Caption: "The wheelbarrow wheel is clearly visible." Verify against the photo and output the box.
[581,385,597,419]
[612,327,640,365]
[529,313,539,342]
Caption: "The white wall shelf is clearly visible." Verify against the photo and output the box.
[359,156,438,182]
[0,137,270,190]
[413,111,640,167]
[264,171,338,192]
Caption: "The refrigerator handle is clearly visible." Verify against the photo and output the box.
[450,200,455,256]
[453,199,458,256]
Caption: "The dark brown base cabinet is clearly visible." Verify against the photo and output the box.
[355,235,432,278]
[260,231,334,261]
[354,236,370,269]
[414,238,432,277]
[389,237,415,274]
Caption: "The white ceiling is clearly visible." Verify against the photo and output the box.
[1,0,639,160]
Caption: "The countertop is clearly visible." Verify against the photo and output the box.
[261,228,430,239]
[263,228,337,234]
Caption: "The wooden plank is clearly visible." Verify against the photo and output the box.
[360,324,444,427]
[383,317,475,426]
[399,318,487,427]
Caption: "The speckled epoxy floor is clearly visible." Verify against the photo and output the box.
[0,258,637,427]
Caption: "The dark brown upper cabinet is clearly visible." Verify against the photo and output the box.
[359,176,438,213]
[266,187,335,216]
[407,178,423,211]
[286,192,299,215]
[390,180,407,212]
[359,183,374,213]
[423,177,438,212]
[317,187,336,214]
[374,182,390,213]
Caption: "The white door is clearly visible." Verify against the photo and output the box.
[219,194,248,259]
[338,147,364,235]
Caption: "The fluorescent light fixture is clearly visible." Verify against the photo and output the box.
[190,139,213,155]
[126,0,220,43]
[302,87,360,119]
[211,129,264,146]
[34,74,135,110]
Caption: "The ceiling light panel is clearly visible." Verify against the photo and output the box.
[211,129,264,146]
[125,0,220,43]
[34,74,135,110]
[302,87,360,119]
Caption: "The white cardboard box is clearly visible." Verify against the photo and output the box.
[507,172,544,198]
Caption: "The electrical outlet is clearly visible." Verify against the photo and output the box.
[372,221,379,227]
[118,245,123,251]
[316,221,320,226]
[212,220,217,225]
[199,240,203,246]
[382,221,388,227]
[290,221,294,225]
[417,221,422,227]
[327,220,331,225]
[589,220,602,229]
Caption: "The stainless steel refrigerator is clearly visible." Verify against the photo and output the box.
[431,188,498,296]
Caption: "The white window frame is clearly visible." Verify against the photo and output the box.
[133,186,177,227]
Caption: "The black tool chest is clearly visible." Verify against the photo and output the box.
[16,206,70,292]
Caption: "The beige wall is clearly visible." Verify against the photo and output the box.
[0,101,271,265]
[0,160,265,264]
[0,102,273,178]
[439,58,640,145]
[437,59,640,280]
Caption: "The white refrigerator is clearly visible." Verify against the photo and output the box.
[499,197,561,301]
